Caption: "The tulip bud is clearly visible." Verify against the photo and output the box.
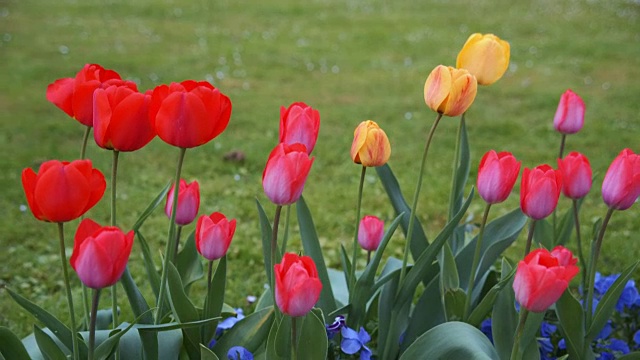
[601,149,640,210]
[279,102,320,155]
[553,89,585,135]
[350,120,391,167]
[477,150,521,204]
[557,152,592,200]
[262,143,314,206]
[520,164,563,220]
[165,179,200,225]
[274,253,323,317]
[195,212,237,261]
[456,33,510,86]
[424,65,477,117]
[358,216,384,251]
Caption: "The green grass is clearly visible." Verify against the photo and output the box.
[1,0,639,338]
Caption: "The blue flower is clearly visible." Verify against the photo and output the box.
[326,315,346,340]
[480,318,493,343]
[596,321,613,340]
[540,321,557,338]
[616,280,639,311]
[216,308,245,337]
[633,329,640,348]
[558,338,566,350]
[341,326,372,360]
[604,338,630,355]
[538,337,554,359]
[227,346,253,360]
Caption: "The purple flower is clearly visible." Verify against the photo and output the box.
[540,321,557,338]
[216,308,245,337]
[326,315,346,340]
[633,330,640,348]
[617,280,639,311]
[538,337,554,359]
[480,319,493,343]
[341,327,372,360]
[227,346,253,360]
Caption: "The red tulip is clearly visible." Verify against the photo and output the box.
[279,102,320,155]
[512,246,579,312]
[476,150,521,204]
[557,152,592,200]
[165,179,200,225]
[70,219,134,289]
[93,85,155,152]
[262,143,314,206]
[195,212,236,261]
[150,80,232,148]
[520,164,563,220]
[358,216,385,251]
[21,160,106,223]
[601,149,640,210]
[553,89,585,135]
[46,64,137,126]
[274,253,323,317]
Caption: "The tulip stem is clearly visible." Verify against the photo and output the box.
[88,289,101,360]
[110,150,120,346]
[80,125,91,160]
[280,205,292,255]
[173,225,183,263]
[510,308,530,360]
[155,147,187,324]
[291,316,298,360]
[57,222,79,360]
[572,199,587,292]
[350,166,367,294]
[366,251,371,265]
[447,113,465,219]
[585,208,614,327]
[523,220,537,256]
[464,202,492,320]
[558,134,567,160]
[271,205,283,308]
[79,125,92,330]
[398,113,443,293]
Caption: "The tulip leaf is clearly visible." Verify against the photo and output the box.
[519,311,545,358]
[200,344,220,360]
[440,242,460,292]
[467,263,516,327]
[33,325,68,360]
[93,319,145,360]
[443,288,467,322]
[447,115,471,254]
[554,200,583,246]
[399,321,499,360]
[176,230,204,290]
[296,196,337,314]
[255,288,274,311]
[327,268,349,309]
[587,261,640,342]
[213,306,274,358]
[134,231,161,301]
[132,181,172,231]
[619,353,640,360]
[533,218,554,250]
[377,269,410,360]
[120,267,154,324]
[202,256,227,345]
[298,308,327,360]
[491,258,517,360]
[0,326,31,360]
[401,276,445,352]
[266,313,290,359]
[555,290,591,360]
[256,199,275,288]
[167,262,201,360]
[339,244,352,292]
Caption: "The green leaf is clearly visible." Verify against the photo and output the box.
[519,311,545,358]
[33,325,67,360]
[176,230,205,290]
[377,269,409,360]
[135,231,161,301]
[0,326,31,360]
[298,309,327,360]
[256,199,275,287]
[339,244,352,293]
[447,116,470,254]
[619,353,640,360]
[491,259,517,360]
[555,290,590,360]
[132,181,171,231]
[120,267,153,324]
[443,288,467,322]
[266,314,291,360]
[93,319,145,360]
[200,344,220,360]
[296,196,337,314]
[554,200,582,246]
[203,256,227,345]
[167,262,201,360]
[327,268,349,308]
[255,288,274,311]
[467,263,516,327]
[440,243,460,291]
[213,307,275,358]
[400,321,498,360]
[533,218,554,249]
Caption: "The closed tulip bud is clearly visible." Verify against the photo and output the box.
[477,150,521,204]
[512,246,579,312]
[557,152,592,200]
[279,102,320,155]
[262,143,314,206]
[150,80,232,148]
[195,212,237,261]
[520,164,563,220]
[358,216,385,251]
[424,65,477,117]
[350,120,391,167]
[274,253,323,317]
[601,149,640,210]
[456,33,510,86]
[553,89,585,135]
[21,160,106,223]
[70,219,134,289]
[165,179,200,225]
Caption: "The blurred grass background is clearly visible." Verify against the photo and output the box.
[1,0,639,337]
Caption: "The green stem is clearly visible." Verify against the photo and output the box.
[350,166,367,294]
[572,199,587,292]
[280,205,292,255]
[398,113,443,292]
[80,126,91,160]
[155,147,187,324]
[463,203,492,320]
[173,225,183,263]
[110,150,120,340]
[291,316,298,360]
[585,208,615,327]
[366,251,371,265]
[558,134,567,160]
[271,205,283,309]
[88,289,101,360]
[447,113,465,219]
[510,308,530,360]
[79,126,92,329]
[523,220,537,256]
[57,222,79,360]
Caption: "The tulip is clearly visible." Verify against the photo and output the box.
[553,89,585,135]
[456,33,510,86]
[274,252,323,317]
[601,149,640,210]
[520,164,563,220]
[93,85,155,152]
[21,159,106,223]
[557,152,592,200]
[512,246,579,312]
[195,212,237,261]
[46,64,137,126]
[70,219,134,289]
[279,102,320,154]
[424,65,477,117]
[262,143,314,206]
[350,120,391,167]
[476,150,521,204]
[150,80,232,148]
[165,179,200,225]
[358,216,384,251]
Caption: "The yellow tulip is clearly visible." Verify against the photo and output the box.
[350,120,391,167]
[424,65,477,117]
[456,33,510,86]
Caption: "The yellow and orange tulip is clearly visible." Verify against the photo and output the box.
[424,65,477,117]
[350,120,391,167]
[456,33,510,86]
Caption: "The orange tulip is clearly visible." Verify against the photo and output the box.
[424,65,477,117]
[456,33,510,86]
[350,120,391,167]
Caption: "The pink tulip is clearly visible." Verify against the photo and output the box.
[358,216,384,251]
[165,179,200,225]
[553,89,585,134]
[70,219,134,289]
[601,149,640,210]
[520,165,563,220]
[476,150,521,204]
[557,152,592,200]
[274,253,322,317]
[512,246,579,312]
[262,143,314,206]
[279,102,320,154]
[195,212,237,261]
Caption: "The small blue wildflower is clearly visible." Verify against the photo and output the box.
[216,308,245,337]
[227,346,253,360]
[538,337,554,359]
[633,329,640,348]
[326,315,346,340]
[480,318,493,343]
[616,280,639,311]
[594,273,619,298]
[208,339,217,349]
[341,326,372,360]
[558,338,566,350]
[605,338,630,355]
[596,320,613,340]
[540,321,557,338]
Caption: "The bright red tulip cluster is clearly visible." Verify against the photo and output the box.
[476,150,521,204]
[196,212,237,261]
[358,216,385,251]
[274,253,323,317]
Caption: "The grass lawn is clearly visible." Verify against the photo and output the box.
[1,0,639,338]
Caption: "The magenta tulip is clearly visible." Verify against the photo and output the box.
[476,150,521,204]
[165,179,200,225]
[274,253,323,317]
[520,165,563,220]
[279,102,320,154]
[557,152,592,200]
[601,149,640,210]
[195,212,237,261]
[358,216,384,251]
[262,143,314,206]
[553,89,585,135]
